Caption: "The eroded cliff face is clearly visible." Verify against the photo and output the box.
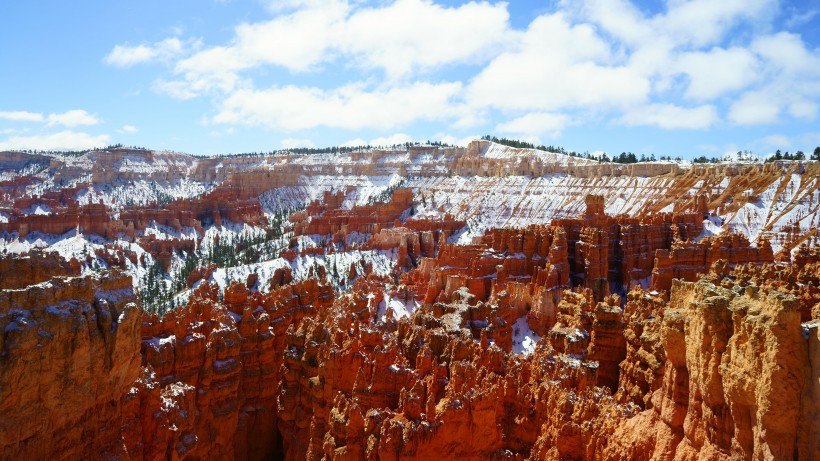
[605,279,816,461]
[1,143,819,460]
[0,271,140,460]
[1,254,816,460]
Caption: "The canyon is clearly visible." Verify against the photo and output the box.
[1,140,819,460]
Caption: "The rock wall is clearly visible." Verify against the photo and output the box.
[650,234,774,291]
[0,271,141,460]
[1,252,817,460]
[604,279,817,460]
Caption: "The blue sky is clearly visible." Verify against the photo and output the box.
[1,0,819,158]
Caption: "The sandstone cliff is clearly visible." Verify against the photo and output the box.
[0,271,140,460]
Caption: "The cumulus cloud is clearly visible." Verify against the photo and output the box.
[760,134,791,148]
[0,131,110,151]
[104,0,820,135]
[104,37,188,67]
[495,112,570,139]
[0,111,44,122]
[160,0,510,98]
[212,81,466,131]
[46,110,100,127]
[119,125,139,134]
[467,13,649,112]
[339,0,511,79]
[675,47,759,101]
[0,109,100,127]
[434,134,480,147]
[620,103,719,129]
[280,137,315,148]
[569,0,775,48]
[728,91,781,125]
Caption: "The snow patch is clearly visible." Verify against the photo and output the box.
[512,315,541,355]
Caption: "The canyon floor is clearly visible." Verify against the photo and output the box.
[1,140,819,460]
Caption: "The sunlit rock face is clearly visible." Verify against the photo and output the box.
[1,142,819,460]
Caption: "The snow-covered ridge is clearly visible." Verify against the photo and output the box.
[475,141,599,167]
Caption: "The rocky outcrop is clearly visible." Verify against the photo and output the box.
[134,278,335,460]
[604,279,816,460]
[0,271,141,460]
[293,188,413,237]
[0,250,79,289]
[650,234,774,291]
[2,144,820,461]
[2,253,818,460]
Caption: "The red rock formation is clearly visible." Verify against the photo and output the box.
[576,226,610,300]
[650,234,774,291]
[2,253,818,460]
[293,188,413,236]
[0,250,79,289]
[615,288,667,408]
[605,279,817,460]
[0,271,141,460]
[137,234,196,271]
[3,161,820,461]
[0,180,264,244]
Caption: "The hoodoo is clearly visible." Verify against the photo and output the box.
[1,141,819,460]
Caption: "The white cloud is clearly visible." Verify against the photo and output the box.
[0,109,99,127]
[104,37,187,67]
[788,101,818,120]
[572,0,775,48]
[0,111,44,122]
[212,81,466,131]
[728,91,781,125]
[565,0,653,46]
[280,137,315,148]
[164,0,510,98]
[46,110,100,127]
[340,138,367,147]
[170,2,346,97]
[119,125,139,134]
[368,133,414,147]
[341,133,415,147]
[0,131,110,151]
[760,134,791,148]
[466,13,649,112]
[785,8,818,28]
[495,112,570,138]
[620,103,719,129]
[717,32,820,126]
[153,79,206,100]
[107,0,820,138]
[654,0,775,48]
[434,133,479,147]
[340,0,511,79]
[753,32,820,74]
[676,47,759,100]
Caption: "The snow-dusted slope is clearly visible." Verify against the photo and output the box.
[2,141,819,312]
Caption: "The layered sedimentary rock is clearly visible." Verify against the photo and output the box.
[0,250,79,289]
[0,271,141,460]
[650,234,773,291]
[1,236,818,461]
[0,181,264,242]
[292,188,413,236]
[605,279,818,461]
[2,143,820,460]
